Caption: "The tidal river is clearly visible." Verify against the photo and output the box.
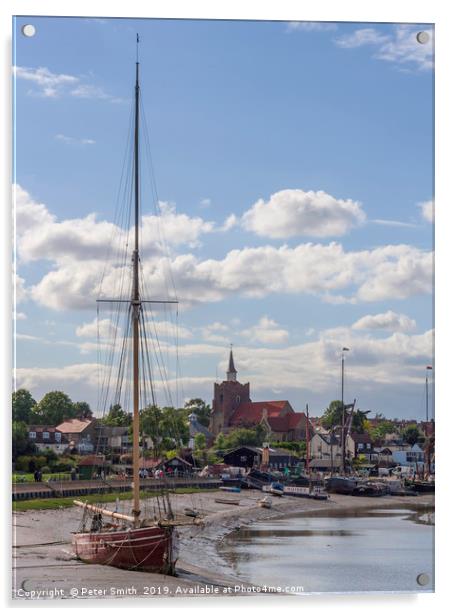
[218,505,434,594]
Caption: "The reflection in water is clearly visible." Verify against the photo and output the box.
[219,505,434,593]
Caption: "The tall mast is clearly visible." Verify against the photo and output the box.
[132,34,141,526]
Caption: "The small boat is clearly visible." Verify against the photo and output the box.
[215,497,240,506]
[408,480,435,493]
[385,479,418,496]
[219,486,241,493]
[262,482,284,496]
[351,481,388,497]
[325,476,358,495]
[183,508,200,517]
[283,485,311,498]
[258,496,272,509]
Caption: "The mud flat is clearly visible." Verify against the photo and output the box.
[12,489,434,600]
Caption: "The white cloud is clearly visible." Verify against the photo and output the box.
[199,198,211,209]
[76,317,119,339]
[29,241,433,311]
[14,273,28,305]
[13,65,125,101]
[335,25,434,72]
[14,186,216,269]
[219,214,238,232]
[335,28,389,49]
[419,199,434,223]
[286,22,337,32]
[371,219,417,229]
[200,322,230,344]
[244,316,289,345]
[352,311,416,333]
[15,323,433,412]
[55,134,96,146]
[242,189,365,238]
[15,185,433,311]
[14,312,27,320]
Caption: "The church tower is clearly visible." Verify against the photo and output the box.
[210,347,251,436]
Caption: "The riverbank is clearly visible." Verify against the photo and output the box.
[12,489,434,600]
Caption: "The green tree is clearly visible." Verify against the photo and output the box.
[73,401,93,419]
[223,425,266,449]
[401,424,422,446]
[31,391,75,425]
[194,433,207,451]
[102,403,132,427]
[321,400,369,433]
[12,421,33,460]
[214,432,227,450]
[140,405,162,457]
[184,398,211,427]
[12,389,36,423]
[370,420,395,441]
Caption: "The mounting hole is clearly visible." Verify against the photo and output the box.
[416,31,429,45]
[21,24,36,38]
[416,573,430,586]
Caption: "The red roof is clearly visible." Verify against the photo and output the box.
[78,455,106,466]
[56,418,94,433]
[230,401,289,425]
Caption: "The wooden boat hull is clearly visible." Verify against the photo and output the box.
[72,525,177,573]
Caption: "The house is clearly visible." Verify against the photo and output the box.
[77,454,110,480]
[96,425,131,459]
[209,349,313,442]
[309,458,342,472]
[56,418,97,454]
[188,413,214,448]
[158,456,194,476]
[346,432,374,459]
[27,425,69,454]
[222,445,299,470]
[392,443,424,468]
[310,432,341,460]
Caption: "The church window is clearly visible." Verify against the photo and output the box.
[236,395,241,404]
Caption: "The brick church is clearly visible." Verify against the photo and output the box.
[209,349,312,443]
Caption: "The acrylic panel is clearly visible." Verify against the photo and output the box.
[12,16,434,600]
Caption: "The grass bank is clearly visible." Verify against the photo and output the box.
[13,487,212,512]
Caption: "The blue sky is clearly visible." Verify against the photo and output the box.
[13,17,434,419]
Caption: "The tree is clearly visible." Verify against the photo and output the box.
[194,433,206,451]
[321,400,369,433]
[12,389,36,423]
[369,420,395,441]
[401,425,422,446]
[73,401,93,419]
[102,404,132,427]
[12,421,33,460]
[184,398,211,427]
[222,426,266,450]
[31,391,75,425]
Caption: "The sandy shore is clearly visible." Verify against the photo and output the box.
[12,489,434,600]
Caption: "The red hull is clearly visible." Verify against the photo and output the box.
[72,525,177,573]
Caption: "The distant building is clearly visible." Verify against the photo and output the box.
[222,445,299,470]
[392,443,424,468]
[27,425,69,454]
[209,349,312,442]
[56,418,97,454]
[310,432,341,460]
[188,412,214,448]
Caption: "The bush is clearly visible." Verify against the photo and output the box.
[41,466,51,474]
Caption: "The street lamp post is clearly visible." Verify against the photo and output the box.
[341,347,350,475]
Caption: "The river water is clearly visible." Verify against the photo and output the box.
[219,505,434,594]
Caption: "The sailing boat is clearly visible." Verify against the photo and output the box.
[71,37,178,574]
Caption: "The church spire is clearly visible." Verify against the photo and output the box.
[226,345,237,382]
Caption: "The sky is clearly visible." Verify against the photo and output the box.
[12,16,434,420]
